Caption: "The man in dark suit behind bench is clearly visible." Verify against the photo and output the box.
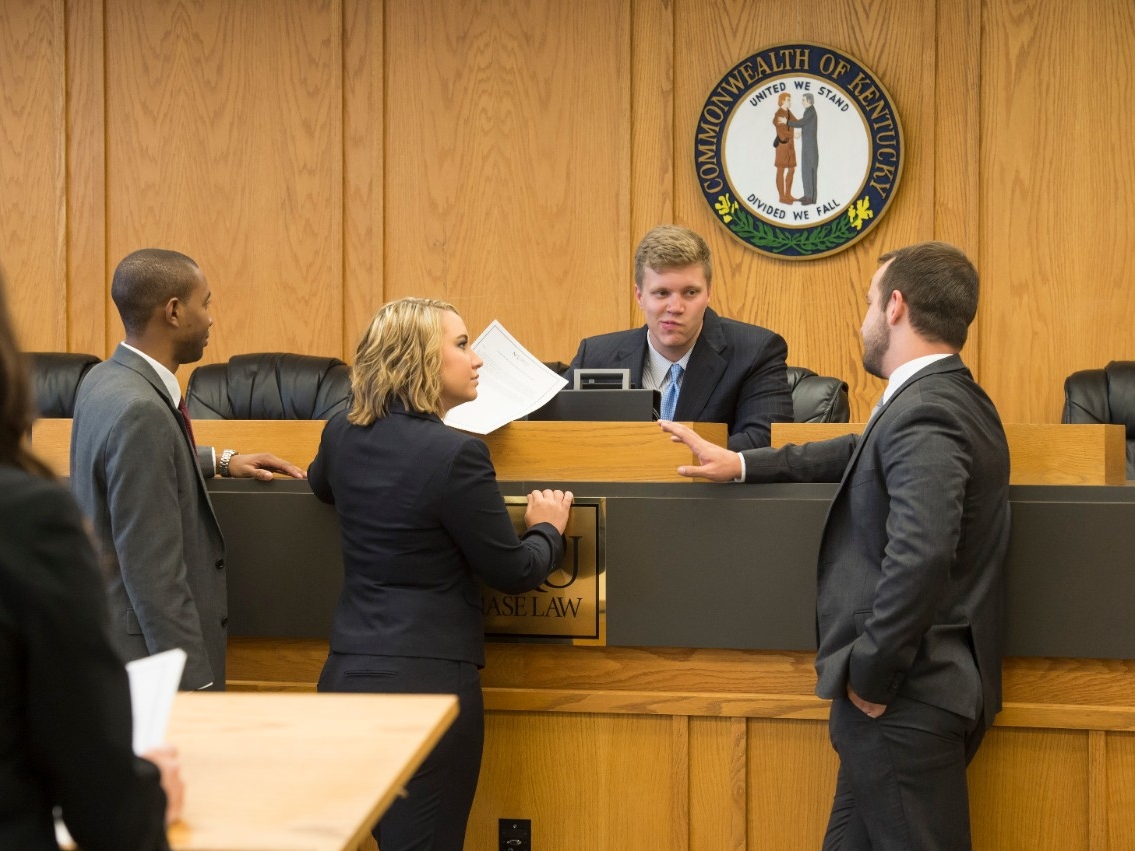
[662,241,1011,849]
[564,225,794,449]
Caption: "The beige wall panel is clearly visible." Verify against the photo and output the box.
[981,0,1135,423]
[689,716,746,851]
[968,727,1089,849]
[674,0,938,420]
[469,711,682,851]
[0,0,66,350]
[65,0,107,355]
[104,0,343,365]
[747,718,836,850]
[384,0,630,363]
[342,0,383,350]
[629,0,674,326]
[935,0,982,376]
[1108,731,1135,849]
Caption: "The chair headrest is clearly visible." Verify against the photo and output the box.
[186,353,351,419]
[24,352,101,418]
[785,365,851,423]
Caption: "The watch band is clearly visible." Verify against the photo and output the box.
[219,448,238,477]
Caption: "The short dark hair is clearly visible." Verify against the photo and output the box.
[877,242,978,349]
[111,249,200,335]
[634,225,713,289]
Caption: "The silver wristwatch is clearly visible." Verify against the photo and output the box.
[219,448,239,477]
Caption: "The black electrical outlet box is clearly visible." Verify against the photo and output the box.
[499,817,532,851]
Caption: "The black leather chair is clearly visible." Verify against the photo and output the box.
[1062,360,1135,479]
[186,353,351,420]
[24,352,101,418]
[785,365,850,423]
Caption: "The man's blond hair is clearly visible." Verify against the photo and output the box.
[633,225,713,289]
[348,297,457,425]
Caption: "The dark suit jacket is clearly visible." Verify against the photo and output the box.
[564,307,793,449]
[308,403,565,667]
[741,356,1010,729]
[0,466,168,851]
[70,345,226,690]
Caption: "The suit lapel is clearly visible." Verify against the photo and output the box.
[833,354,969,497]
[673,308,725,419]
[110,345,221,530]
[612,327,649,388]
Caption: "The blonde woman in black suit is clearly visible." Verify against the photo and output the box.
[309,297,572,851]
[0,267,183,850]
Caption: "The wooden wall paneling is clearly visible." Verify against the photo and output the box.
[689,715,748,851]
[0,0,66,350]
[103,0,343,370]
[629,0,674,331]
[65,0,107,356]
[1088,729,1108,850]
[469,712,681,851]
[968,727,1090,849]
[935,0,982,377]
[1107,732,1135,850]
[746,718,835,851]
[342,0,382,354]
[383,0,631,363]
[981,0,1135,423]
[673,0,939,421]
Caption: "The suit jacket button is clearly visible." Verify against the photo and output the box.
[221,617,229,627]
[215,558,225,570]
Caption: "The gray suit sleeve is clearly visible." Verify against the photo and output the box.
[105,401,214,689]
[740,434,857,483]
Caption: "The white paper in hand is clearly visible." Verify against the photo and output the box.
[56,648,186,847]
[443,320,567,434]
[125,647,187,754]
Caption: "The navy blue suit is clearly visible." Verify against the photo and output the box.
[308,402,564,851]
[564,307,793,449]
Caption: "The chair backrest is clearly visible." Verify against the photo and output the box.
[24,352,101,418]
[1062,360,1135,478]
[186,353,351,420]
[785,365,850,423]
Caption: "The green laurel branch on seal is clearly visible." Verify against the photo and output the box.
[726,206,858,255]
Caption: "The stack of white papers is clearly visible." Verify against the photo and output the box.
[443,320,567,434]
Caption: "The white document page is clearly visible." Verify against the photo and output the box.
[56,648,186,848]
[443,320,567,434]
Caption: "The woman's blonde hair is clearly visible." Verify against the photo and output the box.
[347,297,458,425]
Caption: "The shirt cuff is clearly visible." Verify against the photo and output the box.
[734,451,746,483]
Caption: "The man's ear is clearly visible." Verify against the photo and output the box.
[164,297,182,326]
[886,290,906,325]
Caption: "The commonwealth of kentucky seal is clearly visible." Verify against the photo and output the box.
[695,43,904,260]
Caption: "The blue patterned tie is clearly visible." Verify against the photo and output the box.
[660,363,683,421]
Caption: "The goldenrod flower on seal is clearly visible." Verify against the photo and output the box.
[715,194,739,223]
[847,197,874,231]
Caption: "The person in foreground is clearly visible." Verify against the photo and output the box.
[564,225,793,449]
[661,242,1011,850]
[0,268,183,850]
[309,297,573,851]
[70,249,306,691]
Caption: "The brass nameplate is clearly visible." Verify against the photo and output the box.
[482,497,605,644]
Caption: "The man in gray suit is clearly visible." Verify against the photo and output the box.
[661,242,1010,849]
[787,93,818,205]
[70,249,305,690]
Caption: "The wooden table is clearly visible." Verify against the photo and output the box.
[164,692,457,851]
